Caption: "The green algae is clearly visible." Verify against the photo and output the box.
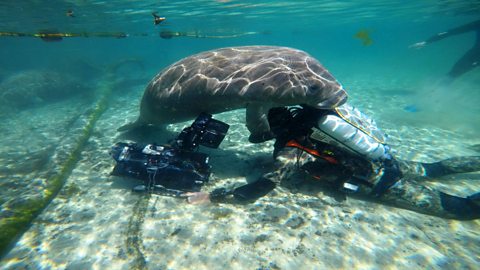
[0,75,115,257]
[125,195,150,270]
[57,183,82,199]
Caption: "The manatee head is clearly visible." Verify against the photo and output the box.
[251,55,348,109]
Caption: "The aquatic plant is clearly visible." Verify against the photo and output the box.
[354,29,373,46]
[57,183,82,199]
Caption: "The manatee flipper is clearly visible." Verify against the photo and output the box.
[117,119,147,132]
[246,103,275,143]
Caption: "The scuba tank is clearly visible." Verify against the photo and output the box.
[309,103,391,161]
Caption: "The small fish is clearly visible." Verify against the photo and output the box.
[403,105,419,113]
[354,29,373,46]
[152,12,166,25]
[66,10,75,17]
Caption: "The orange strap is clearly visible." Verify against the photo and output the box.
[285,140,338,164]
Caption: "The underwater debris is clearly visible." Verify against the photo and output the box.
[354,29,373,46]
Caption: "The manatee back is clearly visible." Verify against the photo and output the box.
[144,46,318,100]
[140,46,346,123]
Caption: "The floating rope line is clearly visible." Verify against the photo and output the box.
[0,30,259,41]
[159,30,259,39]
[0,72,115,257]
[0,31,130,41]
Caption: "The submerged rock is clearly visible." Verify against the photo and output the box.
[284,216,304,229]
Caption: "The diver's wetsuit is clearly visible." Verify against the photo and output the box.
[424,19,480,79]
[210,106,480,220]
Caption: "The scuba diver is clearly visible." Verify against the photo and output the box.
[410,19,480,81]
[184,104,480,220]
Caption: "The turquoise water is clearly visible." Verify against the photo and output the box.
[1,1,480,269]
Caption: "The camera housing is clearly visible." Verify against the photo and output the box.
[110,113,229,192]
[175,113,229,151]
[110,143,210,191]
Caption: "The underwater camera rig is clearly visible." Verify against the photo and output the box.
[110,113,229,196]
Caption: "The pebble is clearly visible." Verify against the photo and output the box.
[239,233,269,245]
[352,211,367,222]
[239,233,256,245]
[210,207,233,219]
[261,205,289,222]
[285,216,304,229]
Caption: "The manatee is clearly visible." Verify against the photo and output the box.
[0,70,88,109]
[119,46,348,142]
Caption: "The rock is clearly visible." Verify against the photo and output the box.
[285,216,304,229]
[211,207,233,220]
[239,233,256,245]
[255,234,269,243]
[260,205,289,222]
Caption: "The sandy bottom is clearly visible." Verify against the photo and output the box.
[1,74,479,269]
